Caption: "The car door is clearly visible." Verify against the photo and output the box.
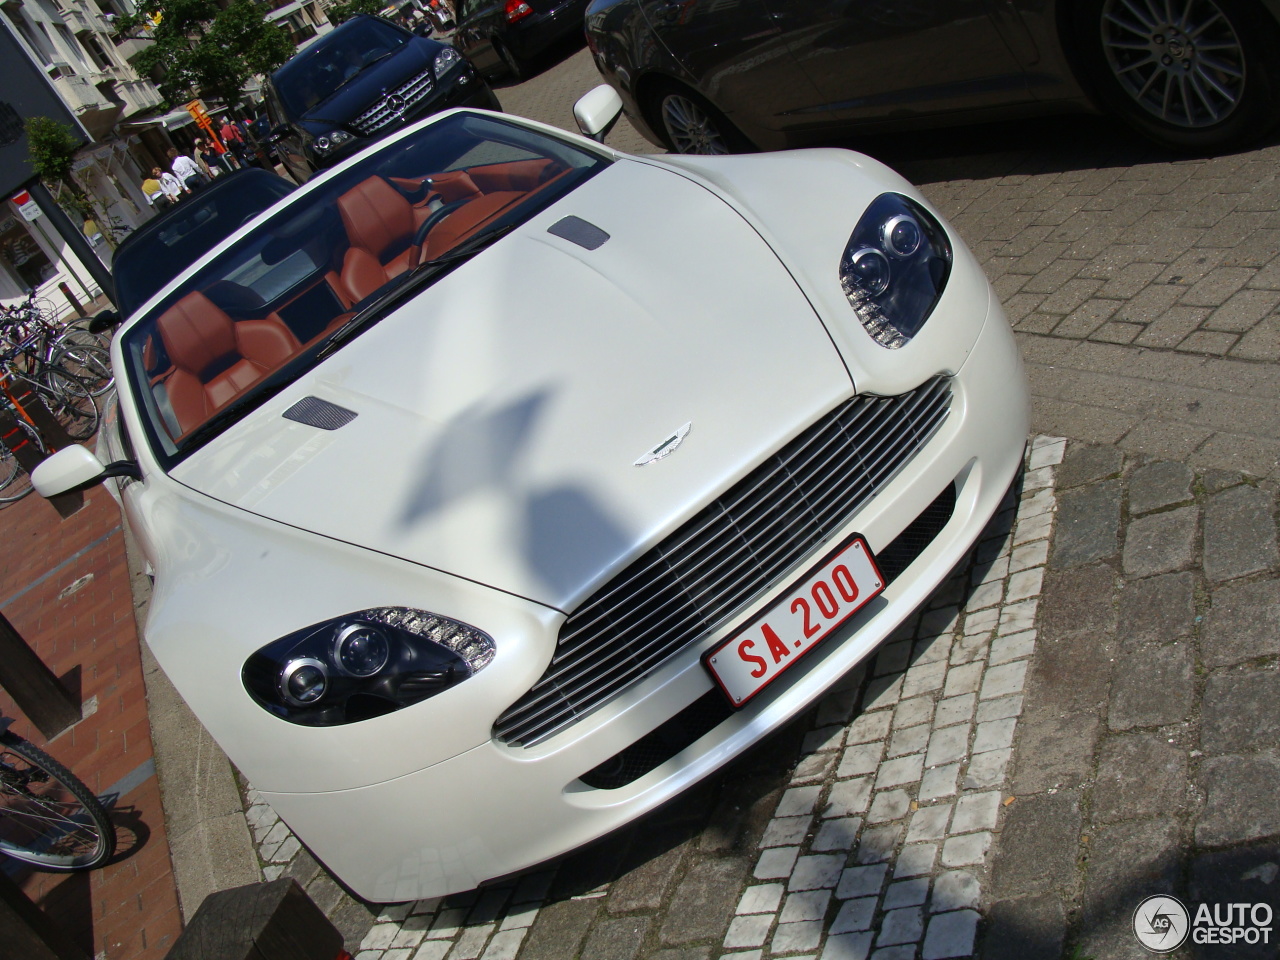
[638,0,820,135]
[759,0,1033,124]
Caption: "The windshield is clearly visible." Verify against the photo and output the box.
[273,17,409,117]
[113,172,297,317]
[121,113,608,468]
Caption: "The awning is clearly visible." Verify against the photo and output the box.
[118,104,230,132]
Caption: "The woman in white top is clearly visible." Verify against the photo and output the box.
[153,166,184,205]
[168,147,204,192]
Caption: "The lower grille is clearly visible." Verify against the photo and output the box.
[495,376,954,747]
[579,481,958,790]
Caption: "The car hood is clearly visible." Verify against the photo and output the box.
[301,41,435,126]
[170,159,854,611]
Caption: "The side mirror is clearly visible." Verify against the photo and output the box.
[88,308,121,333]
[573,85,623,143]
[31,445,140,497]
[268,124,290,144]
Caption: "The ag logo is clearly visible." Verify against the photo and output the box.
[1133,895,1190,953]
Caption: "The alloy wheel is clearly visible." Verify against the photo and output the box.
[660,93,730,154]
[1100,0,1246,128]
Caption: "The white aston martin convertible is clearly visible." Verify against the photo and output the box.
[34,89,1028,902]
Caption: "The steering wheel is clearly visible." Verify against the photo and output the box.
[413,198,472,249]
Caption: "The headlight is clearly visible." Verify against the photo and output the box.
[839,193,952,349]
[433,46,462,77]
[242,608,495,726]
[312,129,355,156]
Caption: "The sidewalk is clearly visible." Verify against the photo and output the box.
[0,483,183,960]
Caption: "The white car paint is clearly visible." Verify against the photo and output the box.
[53,107,1028,901]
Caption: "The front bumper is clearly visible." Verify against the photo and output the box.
[259,291,1029,902]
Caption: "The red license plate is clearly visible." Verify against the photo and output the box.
[703,536,885,707]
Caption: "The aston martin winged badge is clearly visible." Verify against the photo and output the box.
[634,422,691,466]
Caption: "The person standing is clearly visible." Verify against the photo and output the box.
[169,147,204,193]
[154,166,183,206]
[192,138,220,179]
[220,117,251,169]
[140,172,164,207]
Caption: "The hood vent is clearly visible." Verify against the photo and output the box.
[283,397,358,430]
[548,216,610,251]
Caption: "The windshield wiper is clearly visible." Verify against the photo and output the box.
[316,222,519,360]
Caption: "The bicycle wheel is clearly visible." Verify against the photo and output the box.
[0,445,33,503]
[41,371,100,442]
[56,322,112,353]
[0,730,116,869]
[51,343,113,397]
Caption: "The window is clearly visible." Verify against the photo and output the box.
[0,216,55,290]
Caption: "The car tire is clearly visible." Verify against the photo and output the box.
[648,84,752,155]
[494,39,525,81]
[1072,0,1280,150]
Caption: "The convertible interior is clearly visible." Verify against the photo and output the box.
[140,156,567,442]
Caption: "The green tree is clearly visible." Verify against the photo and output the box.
[118,0,295,108]
[24,116,125,245]
[325,0,381,25]
[24,116,81,186]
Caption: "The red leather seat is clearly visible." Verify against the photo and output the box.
[156,291,301,437]
[336,176,427,302]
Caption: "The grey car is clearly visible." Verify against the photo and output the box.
[584,0,1280,153]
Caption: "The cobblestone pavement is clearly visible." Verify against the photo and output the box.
[983,443,1280,960]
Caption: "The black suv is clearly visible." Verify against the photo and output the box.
[264,15,500,182]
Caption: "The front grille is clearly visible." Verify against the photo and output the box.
[578,481,958,791]
[494,376,954,747]
[351,68,435,136]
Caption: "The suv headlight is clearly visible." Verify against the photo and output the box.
[433,46,462,77]
[242,608,494,726]
[313,129,355,156]
[839,193,952,349]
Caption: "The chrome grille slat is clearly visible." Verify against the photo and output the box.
[528,403,947,708]
[352,68,435,136]
[495,377,954,746]
[556,381,949,650]
[557,398,893,644]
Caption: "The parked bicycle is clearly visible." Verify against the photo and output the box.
[0,291,114,400]
[0,360,99,444]
[0,397,44,503]
[0,717,116,870]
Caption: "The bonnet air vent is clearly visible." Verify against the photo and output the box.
[282,397,358,430]
[547,216,610,251]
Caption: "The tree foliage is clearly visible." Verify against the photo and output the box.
[118,0,295,108]
[24,116,81,185]
[326,0,381,26]
[23,117,118,240]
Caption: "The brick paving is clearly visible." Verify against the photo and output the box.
[884,131,1280,481]
[0,484,182,960]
